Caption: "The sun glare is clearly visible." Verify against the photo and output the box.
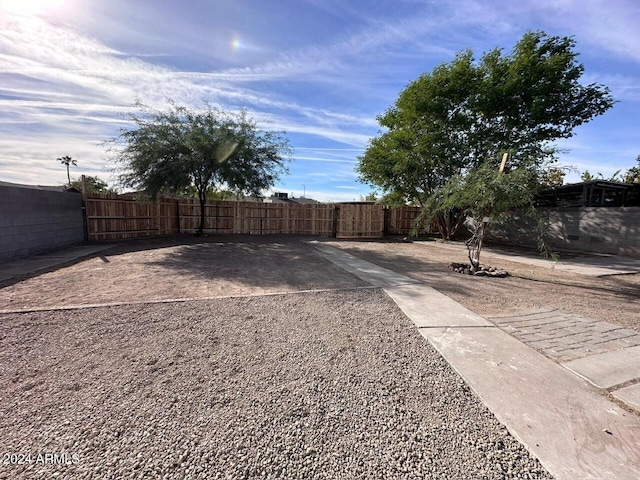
[0,0,65,15]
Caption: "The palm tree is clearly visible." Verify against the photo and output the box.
[57,155,77,186]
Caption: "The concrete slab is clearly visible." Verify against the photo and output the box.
[309,241,420,287]
[562,345,640,389]
[385,284,493,328]
[552,254,640,277]
[488,309,640,363]
[0,244,116,283]
[614,384,640,412]
[420,326,640,480]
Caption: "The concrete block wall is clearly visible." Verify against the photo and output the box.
[0,184,85,262]
[487,207,640,255]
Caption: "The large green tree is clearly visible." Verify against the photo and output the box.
[112,102,291,235]
[358,31,614,239]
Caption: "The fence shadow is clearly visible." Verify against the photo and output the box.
[139,235,369,293]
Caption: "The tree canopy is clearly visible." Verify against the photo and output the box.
[58,155,77,186]
[112,102,291,234]
[69,175,117,194]
[580,157,640,184]
[358,31,614,238]
[623,156,640,184]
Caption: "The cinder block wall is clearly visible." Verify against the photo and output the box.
[487,207,640,255]
[0,184,85,262]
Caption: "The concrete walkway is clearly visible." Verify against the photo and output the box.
[310,241,640,480]
[0,244,116,284]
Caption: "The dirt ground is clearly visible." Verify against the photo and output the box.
[322,238,640,332]
[0,235,638,332]
[0,236,367,311]
[0,235,636,478]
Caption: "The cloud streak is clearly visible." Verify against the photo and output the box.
[0,0,638,197]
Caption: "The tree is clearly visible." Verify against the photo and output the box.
[58,155,77,186]
[580,170,595,182]
[179,185,236,201]
[69,175,118,194]
[623,156,640,184]
[580,170,624,182]
[379,190,410,207]
[415,160,555,268]
[608,170,622,182]
[358,31,614,239]
[359,192,379,202]
[111,102,291,235]
[538,167,566,187]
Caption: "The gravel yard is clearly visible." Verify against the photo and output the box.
[0,289,551,479]
[5,234,636,479]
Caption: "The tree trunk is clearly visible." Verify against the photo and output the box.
[467,219,487,269]
[197,191,206,236]
[475,221,486,267]
[435,209,465,240]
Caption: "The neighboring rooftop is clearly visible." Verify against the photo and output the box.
[264,192,319,204]
[537,180,640,208]
[0,180,67,192]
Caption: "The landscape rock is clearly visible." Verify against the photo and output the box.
[449,262,509,277]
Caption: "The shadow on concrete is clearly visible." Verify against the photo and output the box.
[0,243,118,288]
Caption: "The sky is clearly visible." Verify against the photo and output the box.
[0,0,639,202]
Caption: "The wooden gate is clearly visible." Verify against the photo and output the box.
[336,203,384,239]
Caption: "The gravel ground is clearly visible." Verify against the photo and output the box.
[0,289,551,479]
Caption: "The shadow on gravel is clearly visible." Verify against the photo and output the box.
[137,235,368,291]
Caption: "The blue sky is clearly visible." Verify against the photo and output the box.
[1,0,639,201]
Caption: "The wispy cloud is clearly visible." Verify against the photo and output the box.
[293,157,358,164]
[583,73,640,102]
[0,0,638,197]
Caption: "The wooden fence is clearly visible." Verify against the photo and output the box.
[85,193,179,241]
[336,203,384,239]
[177,199,335,235]
[386,206,423,235]
[85,194,425,241]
